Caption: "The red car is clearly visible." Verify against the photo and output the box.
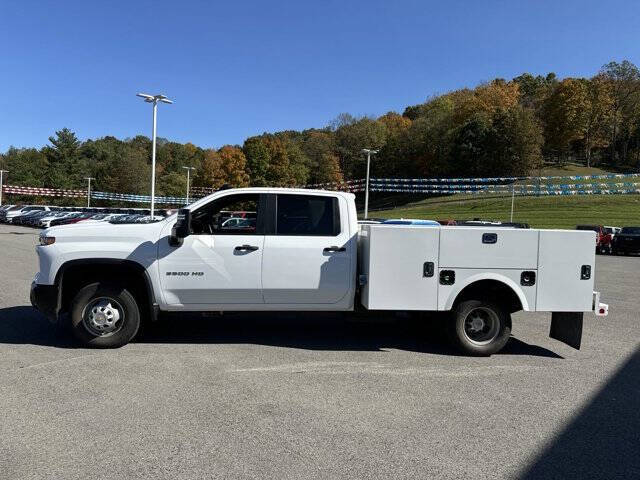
[576,225,612,254]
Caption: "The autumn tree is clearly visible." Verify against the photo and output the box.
[513,72,558,111]
[201,145,249,189]
[334,117,387,179]
[298,130,343,184]
[377,112,411,137]
[581,76,613,167]
[542,78,590,161]
[158,171,188,198]
[600,60,640,164]
[242,136,271,186]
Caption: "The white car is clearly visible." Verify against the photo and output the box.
[604,226,621,239]
[31,188,607,354]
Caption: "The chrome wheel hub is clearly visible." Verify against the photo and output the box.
[82,297,123,336]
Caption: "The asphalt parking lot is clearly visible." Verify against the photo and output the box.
[0,224,638,480]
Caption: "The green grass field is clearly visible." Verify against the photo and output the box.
[370,165,640,229]
[372,193,640,229]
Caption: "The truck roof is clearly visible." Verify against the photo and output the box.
[188,187,356,210]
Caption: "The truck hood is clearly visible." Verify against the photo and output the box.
[39,219,177,273]
[44,220,170,244]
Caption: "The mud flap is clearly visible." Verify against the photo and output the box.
[549,312,583,350]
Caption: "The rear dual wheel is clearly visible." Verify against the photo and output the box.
[448,300,511,356]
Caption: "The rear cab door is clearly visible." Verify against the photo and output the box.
[261,192,356,308]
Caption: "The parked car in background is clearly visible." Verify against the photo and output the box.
[576,225,612,254]
[604,226,621,240]
[12,208,54,225]
[38,211,80,228]
[381,219,441,226]
[134,215,166,224]
[75,213,121,224]
[22,210,55,226]
[0,204,16,213]
[109,214,143,224]
[1,205,50,223]
[611,226,640,256]
[49,212,84,227]
[52,212,102,226]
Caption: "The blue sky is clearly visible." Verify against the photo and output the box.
[1,0,639,151]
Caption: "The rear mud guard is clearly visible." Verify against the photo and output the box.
[550,312,583,350]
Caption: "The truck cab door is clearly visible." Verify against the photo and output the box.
[158,193,265,306]
[261,194,354,306]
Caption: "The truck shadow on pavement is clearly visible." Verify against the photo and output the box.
[0,306,562,358]
[519,345,640,479]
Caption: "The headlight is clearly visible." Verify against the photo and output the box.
[39,235,55,246]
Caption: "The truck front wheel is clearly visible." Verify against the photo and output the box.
[69,282,140,348]
[449,300,511,356]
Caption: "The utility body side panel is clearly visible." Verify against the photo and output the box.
[437,268,535,311]
[536,230,595,312]
[439,227,539,269]
[360,225,439,310]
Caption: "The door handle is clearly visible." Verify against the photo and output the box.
[323,246,346,252]
[234,244,259,252]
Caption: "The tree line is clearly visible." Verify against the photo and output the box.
[2,60,640,200]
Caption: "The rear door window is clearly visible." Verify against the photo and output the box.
[276,194,340,236]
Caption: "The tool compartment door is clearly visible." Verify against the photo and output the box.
[361,225,440,310]
[439,227,539,269]
[536,230,595,312]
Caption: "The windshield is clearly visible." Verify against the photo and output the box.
[620,227,640,234]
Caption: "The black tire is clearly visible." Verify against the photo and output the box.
[448,300,511,356]
[69,282,140,348]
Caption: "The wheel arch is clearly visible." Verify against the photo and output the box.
[445,274,528,313]
[56,258,158,321]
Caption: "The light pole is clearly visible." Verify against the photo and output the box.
[0,170,7,207]
[84,177,95,207]
[510,183,515,222]
[137,93,173,217]
[361,149,378,219]
[182,166,195,204]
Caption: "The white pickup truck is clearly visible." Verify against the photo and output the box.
[31,188,608,355]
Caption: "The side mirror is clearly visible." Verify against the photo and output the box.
[170,209,191,246]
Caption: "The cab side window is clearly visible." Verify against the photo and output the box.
[190,194,260,235]
[276,194,340,236]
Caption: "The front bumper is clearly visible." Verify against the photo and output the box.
[30,282,60,322]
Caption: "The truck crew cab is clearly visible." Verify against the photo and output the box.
[31,188,608,355]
